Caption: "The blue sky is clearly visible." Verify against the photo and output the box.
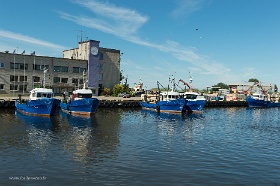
[0,0,279,90]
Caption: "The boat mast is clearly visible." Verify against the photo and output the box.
[13,49,16,96]
[43,68,48,88]
[83,70,87,89]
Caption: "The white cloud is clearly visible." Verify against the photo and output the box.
[59,0,230,83]
[171,0,209,18]
[0,29,66,51]
[62,0,149,36]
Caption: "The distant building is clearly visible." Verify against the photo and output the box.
[228,82,277,94]
[0,40,121,96]
[63,40,121,95]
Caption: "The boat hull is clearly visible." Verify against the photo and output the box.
[246,96,268,107]
[15,98,61,116]
[140,99,186,113]
[60,98,99,115]
[184,99,207,111]
[246,96,280,107]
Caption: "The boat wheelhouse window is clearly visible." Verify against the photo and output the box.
[168,95,178,99]
[185,94,197,99]
[78,93,92,98]
[38,93,53,98]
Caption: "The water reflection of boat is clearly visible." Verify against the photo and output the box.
[15,110,58,129]
[60,110,97,128]
[141,108,204,121]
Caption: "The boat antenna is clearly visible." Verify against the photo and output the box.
[188,71,193,84]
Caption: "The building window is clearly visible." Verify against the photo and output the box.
[10,75,18,82]
[99,64,103,70]
[53,77,60,83]
[80,68,86,73]
[99,73,103,80]
[10,84,18,91]
[72,78,78,86]
[54,66,61,72]
[61,78,68,83]
[73,67,79,73]
[53,87,60,94]
[19,85,27,91]
[0,62,4,68]
[0,84,4,90]
[79,79,83,85]
[62,66,68,72]
[33,76,40,83]
[19,63,28,70]
[34,64,40,70]
[10,62,18,69]
[33,64,49,71]
[19,76,27,82]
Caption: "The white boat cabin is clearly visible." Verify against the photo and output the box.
[251,91,267,101]
[29,88,54,100]
[181,92,206,100]
[160,91,181,101]
[71,88,93,100]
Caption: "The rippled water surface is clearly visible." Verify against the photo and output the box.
[0,107,280,185]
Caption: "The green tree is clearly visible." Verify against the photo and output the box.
[248,78,259,83]
[113,84,125,96]
[101,87,110,96]
[213,82,229,89]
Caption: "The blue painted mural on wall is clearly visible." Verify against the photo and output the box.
[88,40,100,88]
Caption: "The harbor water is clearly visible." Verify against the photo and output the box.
[0,107,280,185]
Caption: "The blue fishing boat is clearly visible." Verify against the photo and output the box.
[246,91,280,107]
[140,78,186,113]
[140,91,186,113]
[15,87,61,116]
[181,91,207,111]
[246,82,280,108]
[178,76,206,112]
[60,72,99,116]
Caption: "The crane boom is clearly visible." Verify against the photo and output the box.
[179,79,193,92]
